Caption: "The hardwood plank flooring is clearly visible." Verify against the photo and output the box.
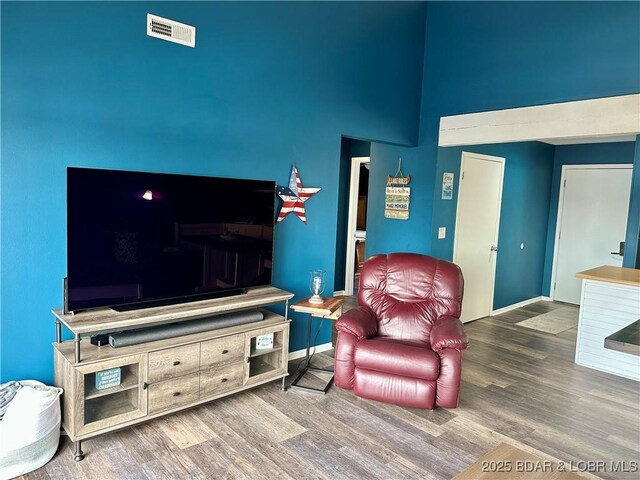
[19,301,640,479]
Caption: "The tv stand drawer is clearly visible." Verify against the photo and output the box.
[148,343,200,383]
[200,334,245,368]
[200,362,244,398]
[148,373,199,414]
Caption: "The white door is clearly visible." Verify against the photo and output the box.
[552,165,632,304]
[453,152,505,323]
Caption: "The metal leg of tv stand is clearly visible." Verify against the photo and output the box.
[74,441,84,461]
[55,318,79,362]
[55,319,62,343]
[74,334,81,363]
[282,299,289,392]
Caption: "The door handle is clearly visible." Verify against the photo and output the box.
[610,241,625,256]
[490,246,498,252]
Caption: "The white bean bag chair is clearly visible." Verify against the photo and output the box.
[0,381,63,480]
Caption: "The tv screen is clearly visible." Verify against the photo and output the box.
[66,167,276,312]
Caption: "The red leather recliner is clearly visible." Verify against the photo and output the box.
[335,253,468,409]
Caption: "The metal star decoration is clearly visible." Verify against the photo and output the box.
[276,165,320,224]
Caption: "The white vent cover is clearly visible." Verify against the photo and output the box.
[147,14,195,48]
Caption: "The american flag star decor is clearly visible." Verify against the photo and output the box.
[276,165,320,224]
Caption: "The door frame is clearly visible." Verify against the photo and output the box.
[453,151,505,322]
[550,163,632,301]
[344,156,370,296]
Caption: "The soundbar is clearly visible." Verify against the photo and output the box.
[107,309,265,348]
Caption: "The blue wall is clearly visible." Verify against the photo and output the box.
[431,143,555,310]
[366,143,433,256]
[3,1,640,383]
[540,142,637,293]
[432,141,637,308]
[367,1,640,258]
[0,2,427,383]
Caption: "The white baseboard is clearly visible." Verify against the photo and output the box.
[541,296,552,302]
[333,290,347,297]
[288,342,333,361]
[491,296,544,316]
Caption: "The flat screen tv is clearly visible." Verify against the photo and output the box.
[66,167,276,313]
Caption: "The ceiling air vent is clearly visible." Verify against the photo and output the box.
[147,14,195,48]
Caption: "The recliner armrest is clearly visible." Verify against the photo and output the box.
[430,316,469,352]
[336,307,378,340]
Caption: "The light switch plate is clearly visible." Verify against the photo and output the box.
[438,227,446,239]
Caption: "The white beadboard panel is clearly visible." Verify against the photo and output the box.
[581,312,640,329]
[580,323,636,337]
[577,352,640,381]
[583,297,640,313]
[581,327,621,339]
[582,312,638,331]
[582,308,638,321]
[586,290,640,305]
[585,301,640,315]
[575,279,640,382]
[581,326,626,340]
[584,281,640,301]
[582,303,639,317]
[584,279,639,293]
[581,312,639,329]
[580,352,638,372]
[579,336,638,360]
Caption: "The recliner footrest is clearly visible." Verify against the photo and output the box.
[353,367,436,409]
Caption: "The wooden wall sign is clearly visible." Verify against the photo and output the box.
[385,158,411,220]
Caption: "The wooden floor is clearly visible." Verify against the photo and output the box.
[21,301,640,479]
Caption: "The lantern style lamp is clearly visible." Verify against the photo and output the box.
[309,269,326,304]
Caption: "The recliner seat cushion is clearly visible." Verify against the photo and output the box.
[354,338,440,381]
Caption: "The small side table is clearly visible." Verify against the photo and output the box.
[289,296,344,394]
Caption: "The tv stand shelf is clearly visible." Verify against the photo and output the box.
[54,286,292,334]
[52,286,293,461]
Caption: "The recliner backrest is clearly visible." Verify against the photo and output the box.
[357,253,463,343]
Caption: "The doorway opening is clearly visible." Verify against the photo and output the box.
[346,158,370,295]
[334,138,371,295]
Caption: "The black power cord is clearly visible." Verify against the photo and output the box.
[295,316,328,374]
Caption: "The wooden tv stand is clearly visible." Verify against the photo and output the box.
[52,286,294,461]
